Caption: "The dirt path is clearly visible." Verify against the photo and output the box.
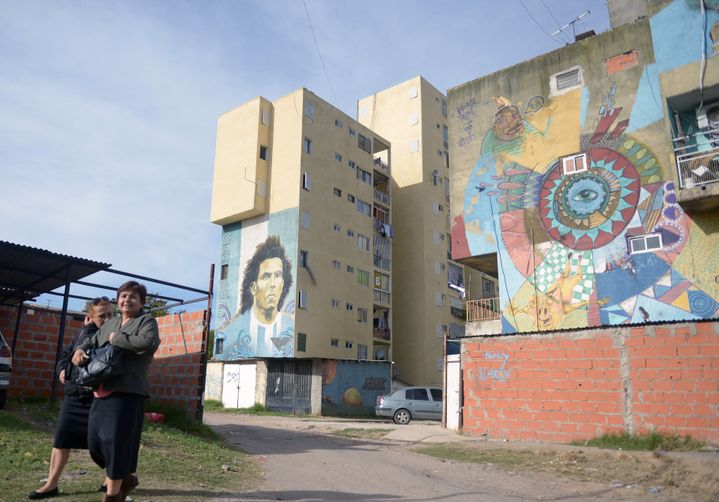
[204,413,719,501]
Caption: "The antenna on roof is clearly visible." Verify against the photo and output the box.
[552,10,591,43]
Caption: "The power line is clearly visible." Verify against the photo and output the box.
[540,0,571,44]
[302,0,339,105]
[518,0,563,46]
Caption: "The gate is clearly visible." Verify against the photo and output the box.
[265,359,312,414]
[446,354,461,431]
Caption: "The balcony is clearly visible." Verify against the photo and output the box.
[373,254,390,271]
[373,289,391,305]
[374,188,391,206]
[373,157,390,176]
[466,297,501,322]
[673,130,719,212]
[373,328,390,340]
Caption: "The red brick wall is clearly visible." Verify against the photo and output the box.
[462,321,719,444]
[0,305,208,418]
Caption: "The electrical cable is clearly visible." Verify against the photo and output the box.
[302,0,339,106]
[540,0,571,44]
[698,0,708,118]
[519,0,563,46]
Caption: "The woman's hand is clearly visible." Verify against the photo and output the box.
[59,369,66,384]
[72,349,89,367]
[109,331,116,343]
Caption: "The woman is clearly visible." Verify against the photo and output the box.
[28,297,114,500]
[72,281,160,502]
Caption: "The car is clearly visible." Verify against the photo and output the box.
[375,386,442,425]
[0,329,11,409]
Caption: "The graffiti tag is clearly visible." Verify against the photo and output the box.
[456,98,477,147]
[478,352,510,382]
[362,376,387,390]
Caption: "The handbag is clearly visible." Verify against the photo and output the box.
[74,344,125,388]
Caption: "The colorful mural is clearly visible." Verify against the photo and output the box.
[214,208,298,358]
[452,1,719,333]
[321,359,391,416]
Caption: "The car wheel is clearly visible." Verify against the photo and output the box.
[0,390,6,410]
[393,408,411,425]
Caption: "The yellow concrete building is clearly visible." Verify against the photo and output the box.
[359,76,496,386]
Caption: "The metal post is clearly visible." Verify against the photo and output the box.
[196,263,214,421]
[441,333,447,428]
[50,265,72,405]
[10,301,23,357]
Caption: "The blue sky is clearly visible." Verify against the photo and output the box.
[0,0,610,310]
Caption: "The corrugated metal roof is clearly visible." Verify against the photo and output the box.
[0,241,111,305]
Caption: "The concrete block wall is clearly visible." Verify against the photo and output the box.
[462,320,719,444]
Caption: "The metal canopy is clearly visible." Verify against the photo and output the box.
[0,240,111,305]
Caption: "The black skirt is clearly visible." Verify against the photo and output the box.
[54,394,93,449]
[87,392,145,479]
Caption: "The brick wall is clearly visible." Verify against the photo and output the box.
[462,321,719,444]
[0,305,208,418]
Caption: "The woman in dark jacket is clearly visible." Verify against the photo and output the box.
[73,281,160,502]
[28,298,114,500]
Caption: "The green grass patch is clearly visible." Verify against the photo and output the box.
[204,402,292,416]
[570,431,706,451]
[202,399,225,412]
[331,428,393,440]
[415,443,535,468]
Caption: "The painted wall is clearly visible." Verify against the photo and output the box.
[449,3,719,334]
[321,359,391,416]
[214,207,298,359]
[461,320,719,444]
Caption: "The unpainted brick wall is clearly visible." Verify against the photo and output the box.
[461,321,719,444]
[0,305,208,417]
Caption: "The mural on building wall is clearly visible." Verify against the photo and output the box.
[453,1,719,333]
[321,359,391,416]
[214,209,298,358]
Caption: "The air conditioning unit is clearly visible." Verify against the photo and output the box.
[696,102,719,130]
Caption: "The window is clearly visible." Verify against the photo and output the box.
[302,172,311,191]
[406,388,429,401]
[261,109,271,125]
[357,344,368,360]
[332,259,341,269]
[562,153,587,175]
[629,233,663,254]
[374,272,390,291]
[357,307,368,323]
[409,113,419,125]
[356,199,371,217]
[407,86,418,99]
[433,230,442,244]
[297,333,307,352]
[335,118,343,128]
[334,187,342,197]
[347,193,355,203]
[299,250,309,268]
[303,137,312,154]
[331,338,339,348]
[304,100,314,118]
[358,133,372,153]
[348,160,356,169]
[215,337,224,355]
[346,302,354,311]
[483,279,495,296]
[436,323,448,338]
[349,127,356,136]
[432,170,439,186]
[441,99,448,118]
[298,290,307,309]
[443,125,449,149]
[357,269,369,286]
[301,210,311,229]
[220,264,229,280]
[345,340,353,349]
[347,228,355,237]
[335,152,343,162]
[346,265,354,273]
[435,292,444,306]
[357,234,369,251]
[430,388,442,401]
[259,145,268,160]
[331,298,340,308]
[357,168,372,184]
[434,261,441,275]
[444,150,450,169]
[333,223,341,232]
[410,139,419,153]
[432,202,442,215]
[555,67,581,91]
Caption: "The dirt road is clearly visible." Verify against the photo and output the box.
[204,413,718,501]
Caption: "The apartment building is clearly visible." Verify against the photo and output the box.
[210,88,392,414]
[358,77,495,386]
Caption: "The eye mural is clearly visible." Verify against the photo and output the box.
[456,83,719,333]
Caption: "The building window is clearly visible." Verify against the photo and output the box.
[407,86,418,98]
[357,168,372,185]
[629,233,663,254]
[433,230,442,244]
[562,153,587,175]
[334,187,342,197]
[302,172,311,191]
[346,265,354,273]
[304,100,314,118]
[432,202,443,215]
[298,290,307,309]
[347,228,355,237]
[444,150,449,169]
[335,152,343,162]
[301,210,311,229]
[261,109,271,125]
[220,264,229,280]
[332,259,341,269]
[335,118,343,128]
[331,298,340,308]
[410,139,419,153]
[215,337,224,354]
[357,344,368,360]
[347,193,355,203]
[358,133,372,153]
[303,137,312,154]
[443,125,449,149]
[432,170,439,186]
[333,223,341,232]
[555,67,581,91]
[346,302,354,311]
[357,307,368,323]
[348,160,356,169]
[357,269,369,286]
[345,340,353,349]
[435,292,444,306]
[259,145,268,160]
[297,333,307,352]
[357,234,369,251]
[331,338,339,348]
[409,113,419,125]
[441,99,448,117]
[349,127,356,136]
[299,250,309,268]
[356,199,371,217]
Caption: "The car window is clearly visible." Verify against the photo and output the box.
[406,388,429,401]
[430,388,442,401]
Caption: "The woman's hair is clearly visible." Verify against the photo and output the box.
[86,296,112,313]
[117,280,148,304]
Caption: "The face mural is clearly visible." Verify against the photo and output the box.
[214,210,298,358]
[456,80,719,333]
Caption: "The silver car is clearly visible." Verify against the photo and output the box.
[375,386,442,425]
[0,330,11,409]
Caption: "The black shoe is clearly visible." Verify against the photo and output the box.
[27,487,59,500]
[99,483,107,492]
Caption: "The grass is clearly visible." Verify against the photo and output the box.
[570,431,706,451]
[0,398,261,502]
[202,401,293,416]
[331,428,393,440]
[416,444,536,468]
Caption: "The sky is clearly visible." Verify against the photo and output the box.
[0,0,610,311]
